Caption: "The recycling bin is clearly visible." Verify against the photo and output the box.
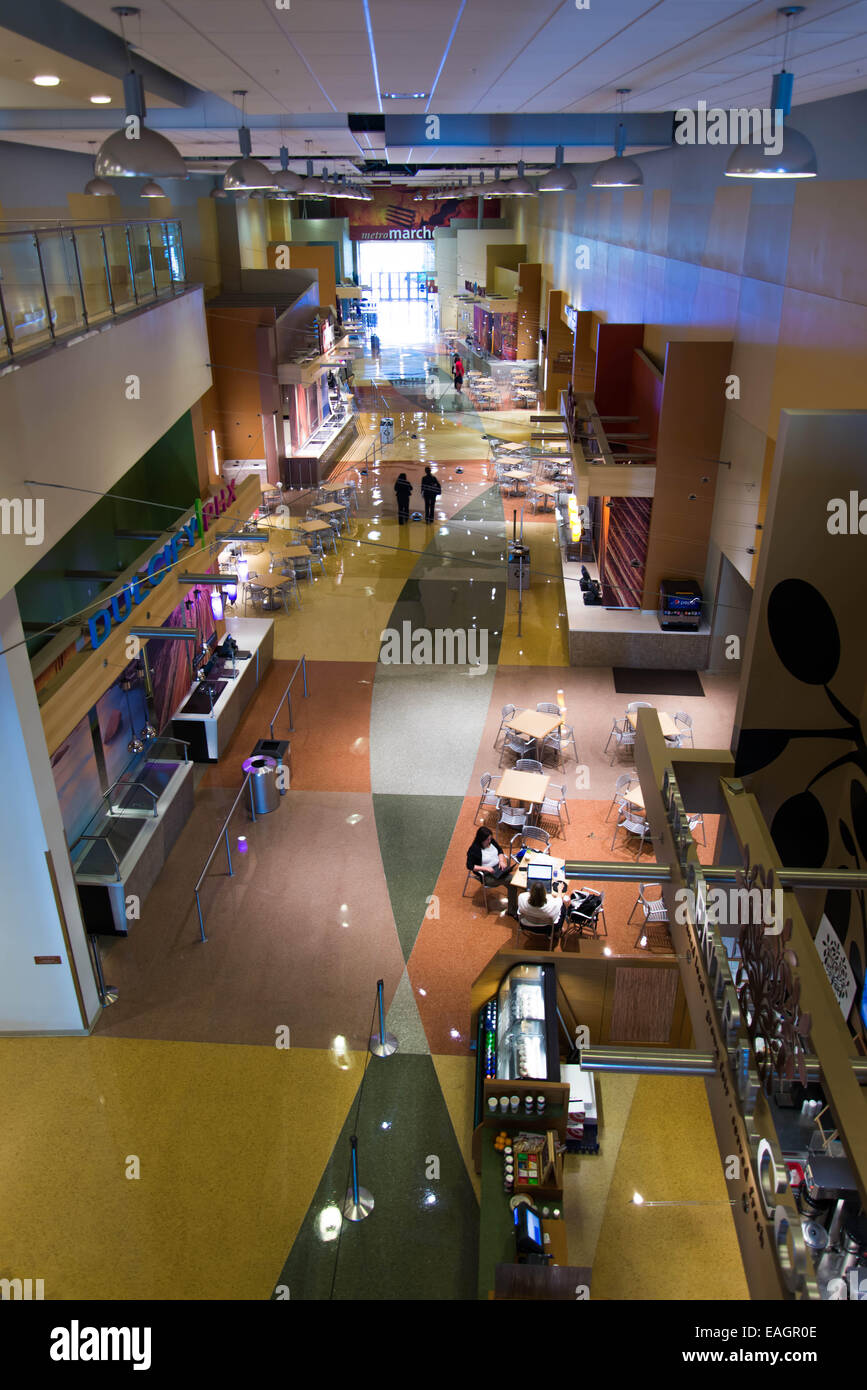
[242,754,280,815]
[380,416,394,446]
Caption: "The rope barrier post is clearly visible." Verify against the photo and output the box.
[195,891,207,944]
[369,977,398,1058]
[225,827,233,876]
[342,1135,374,1222]
[301,655,308,698]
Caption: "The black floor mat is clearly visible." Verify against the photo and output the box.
[612,668,705,697]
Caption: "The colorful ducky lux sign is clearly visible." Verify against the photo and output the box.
[87,483,237,651]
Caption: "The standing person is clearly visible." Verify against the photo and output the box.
[394,472,413,525]
[453,357,463,392]
[420,465,442,524]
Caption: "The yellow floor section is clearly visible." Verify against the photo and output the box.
[563,1074,640,1269]
[589,1075,750,1301]
[0,1038,362,1300]
[431,1054,481,1203]
[499,517,572,666]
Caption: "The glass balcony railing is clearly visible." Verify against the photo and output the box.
[0,218,186,361]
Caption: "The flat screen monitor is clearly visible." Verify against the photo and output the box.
[526,862,553,889]
[514,1203,544,1254]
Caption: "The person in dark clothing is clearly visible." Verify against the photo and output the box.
[420,465,442,523]
[394,472,413,524]
[466,828,510,885]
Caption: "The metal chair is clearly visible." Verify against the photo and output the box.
[462,868,496,913]
[515,758,543,775]
[542,723,578,772]
[475,773,501,824]
[537,782,570,836]
[674,711,695,747]
[512,825,551,861]
[497,803,528,838]
[611,809,650,860]
[605,717,636,765]
[606,774,637,823]
[278,576,301,611]
[629,883,671,949]
[292,555,314,584]
[626,701,654,715]
[495,704,516,748]
[500,730,535,766]
[688,811,706,846]
[536,702,560,715]
[564,888,608,939]
[243,583,267,615]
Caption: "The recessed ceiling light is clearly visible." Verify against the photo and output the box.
[90,94,112,104]
[33,75,61,87]
[380,92,428,100]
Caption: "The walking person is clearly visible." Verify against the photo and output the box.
[394,471,413,525]
[420,465,442,524]
[453,353,464,392]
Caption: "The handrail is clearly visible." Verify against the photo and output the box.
[70,834,122,881]
[0,218,185,237]
[148,734,190,761]
[193,771,257,943]
[269,654,309,739]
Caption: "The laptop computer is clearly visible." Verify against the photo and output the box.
[526,861,554,889]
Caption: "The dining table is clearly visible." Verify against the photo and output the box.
[298,519,335,535]
[507,849,567,923]
[626,708,680,740]
[497,767,551,809]
[505,709,562,746]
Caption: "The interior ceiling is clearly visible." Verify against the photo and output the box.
[2,0,866,174]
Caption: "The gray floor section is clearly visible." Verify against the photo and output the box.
[385,967,430,1055]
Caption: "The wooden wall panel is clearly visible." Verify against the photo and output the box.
[544,289,574,410]
[571,309,596,394]
[284,245,337,314]
[609,967,680,1043]
[628,349,663,453]
[516,262,541,360]
[205,306,275,464]
[485,242,527,292]
[594,323,644,417]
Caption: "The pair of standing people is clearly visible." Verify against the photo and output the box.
[394,466,442,524]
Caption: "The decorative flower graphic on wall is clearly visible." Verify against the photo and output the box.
[734,578,865,1022]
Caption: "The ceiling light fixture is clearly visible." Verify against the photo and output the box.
[272,145,305,194]
[591,89,643,187]
[140,179,166,197]
[538,144,576,193]
[33,75,61,87]
[95,7,187,179]
[725,6,817,179]
[90,94,112,104]
[502,159,535,196]
[84,140,114,196]
[223,90,276,190]
[380,92,428,100]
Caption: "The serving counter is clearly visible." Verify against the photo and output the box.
[171,617,274,762]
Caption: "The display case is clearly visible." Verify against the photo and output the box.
[474,963,560,1125]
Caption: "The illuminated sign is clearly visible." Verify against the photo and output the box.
[87,483,237,651]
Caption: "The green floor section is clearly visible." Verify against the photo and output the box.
[373,792,463,960]
[273,1052,479,1300]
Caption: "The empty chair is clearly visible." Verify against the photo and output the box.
[611,809,650,860]
[604,717,636,765]
[515,758,543,776]
[674,711,695,747]
[499,730,535,766]
[495,704,516,748]
[305,547,327,576]
[537,782,570,837]
[606,773,637,823]
[512,825,551,858]
[278,575,301,611]
[626,700,653,714]
[628,882,670,926]
[267,549,284,573]
[687,811,706,846]
[291,554,314,584]
[542,722,578,772]
[243,582,267,615]
[497,803,528,837]
[475,773,501,824]
[536,702,560,715]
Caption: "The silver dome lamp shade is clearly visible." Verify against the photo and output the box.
[94,73,187,179]
[502,160,535,196]
[538,145,576,193]
[85,175,115,195]
[141,179,167,197]
[726,15,818,180]
[273,145,305,194]
[591,88,643,187]
[223,91,276,190]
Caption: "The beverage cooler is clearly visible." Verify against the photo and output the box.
[474,963,560,1126]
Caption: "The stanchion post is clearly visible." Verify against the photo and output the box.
[89,933,118,1005]
[369,977,398,1057]
[195,891,207,944]
[342,1135,374,1222]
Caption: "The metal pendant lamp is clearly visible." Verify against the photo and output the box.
[84,145,114,196]
[301,159,329,195]
[591,89,643,187]
[141,179,167,197]
[272,145,305,194]
[725,11,817,179]
[538,144,576,193]
[223,90,276,191]
[95,8,187,180]
[503,160,535,196]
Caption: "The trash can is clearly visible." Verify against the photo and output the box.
[507,543,530,590]
[243,754,280,815]
[380,416,394,446]
[250,739,290,794]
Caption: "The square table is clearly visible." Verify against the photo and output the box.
[505,709,562,742]
[623,783,645,811]
[508,849,567,919]
[320,480,348,493]
[497,768,551,806]
[298,520,334,534]
[282,544,314,559]
[503,469,532,481]
[314,502,347,516]
[626,708,679,740]
[498,442,530,454]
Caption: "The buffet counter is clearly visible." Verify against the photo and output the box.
[171,617,274,762]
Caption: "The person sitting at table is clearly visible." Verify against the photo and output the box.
[466,828,510,885]
[517,880,570,939]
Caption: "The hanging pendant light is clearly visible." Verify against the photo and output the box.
[85,175,115,195]
[502,160,535,196]
[591,89,643,187]
[141,179,166,198]
[95,8,187,180]
[273,145,305,194]
[538,144,576,193]
[302,158,329,195]
[223,90,276,191]
[725,11,817,179]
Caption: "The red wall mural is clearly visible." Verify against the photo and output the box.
[333,189,498,241]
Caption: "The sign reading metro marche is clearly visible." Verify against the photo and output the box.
[86,483,237,651]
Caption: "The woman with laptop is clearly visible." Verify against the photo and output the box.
[517,870,570,943]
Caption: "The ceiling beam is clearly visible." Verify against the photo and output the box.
[381,112,675,147]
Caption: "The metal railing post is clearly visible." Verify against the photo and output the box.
[68,229,89,326]
[249,776,257,822]
[33,231,56,341]
[163,223,176,293]
[0,278,14,357]
[287,689,294,731]
[225,826,233,875]
[125,225,139,305]
[195,890,207,943]
[301,655,308,698]
[100,227,116,314]
[144,222,158,298]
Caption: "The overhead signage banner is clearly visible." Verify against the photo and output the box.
[333,188,497,241]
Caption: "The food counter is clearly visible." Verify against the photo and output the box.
[170,616,274,762]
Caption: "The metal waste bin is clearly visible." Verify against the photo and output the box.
[250,739,290,794]
[380,416,394,446]
[507,543,530,590]
[243,754,280,815]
